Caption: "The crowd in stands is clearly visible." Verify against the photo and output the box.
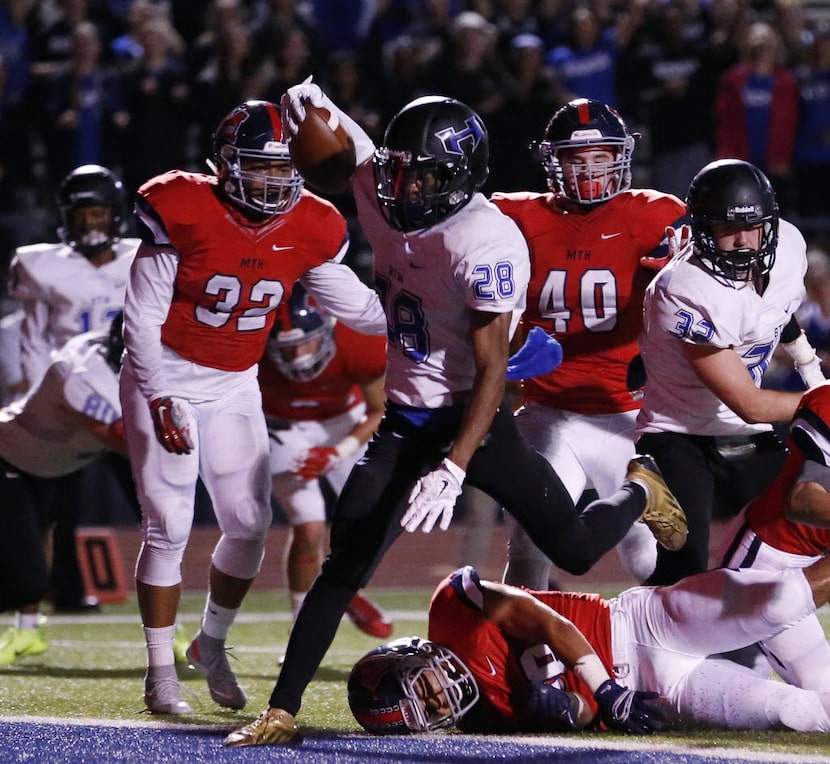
[1,0,829,294]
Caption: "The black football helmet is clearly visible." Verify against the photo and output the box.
[538,98,635,206]
[211,100,304,218]
[687,159,779,283]
[57,164,127,258]
[266,284,336,382]
[373,96,489,232]
[348,636,479,735]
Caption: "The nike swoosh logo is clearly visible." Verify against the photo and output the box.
[484,656,497,676]
[272,245,294,252]
[600,232,622,240]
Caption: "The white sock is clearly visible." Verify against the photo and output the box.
[144,625,176,668]
[17,612,40,631]
[200,597,237,641]
[290,591,307,622]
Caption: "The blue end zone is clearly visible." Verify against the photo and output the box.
[0,721,815,764]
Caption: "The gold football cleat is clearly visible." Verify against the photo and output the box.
[626,455,688,552]
[223,707,299,747]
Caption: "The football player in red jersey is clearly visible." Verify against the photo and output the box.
[120,100,386,715]
[348,563,830,734]
[491,99,689,589]
[718,382,830,692]
[260,284,392,640]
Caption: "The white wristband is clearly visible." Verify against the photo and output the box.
[797,355,826,389]
[573,653,611,694]
[783,331,818,366]
[335,435,361,459]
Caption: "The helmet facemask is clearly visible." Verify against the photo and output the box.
[693,218,778,285]
[540,135,634,205]
[687,159,780,286]
[217,145,303,217]
[57,164,126,258]
[211,101,304,219]
[348,637,479,734]
[266,316,336,382]
[372,96,489,233]
[395,642,480,732]
[374,148,473,232]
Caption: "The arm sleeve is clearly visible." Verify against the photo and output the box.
[300,260,387,335]
[123,244,179,400]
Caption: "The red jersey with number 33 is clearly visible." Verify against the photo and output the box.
[137,171,348,371]
[492,189,685,414]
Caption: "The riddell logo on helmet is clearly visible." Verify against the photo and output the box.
[727,204,761,218]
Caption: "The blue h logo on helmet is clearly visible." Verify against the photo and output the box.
[435,117,484,156]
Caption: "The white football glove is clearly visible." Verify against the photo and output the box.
[401,458,465,533]
[280,75,327,138]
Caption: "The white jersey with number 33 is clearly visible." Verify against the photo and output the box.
[636,218,807,437]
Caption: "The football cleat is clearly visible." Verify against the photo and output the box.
[144,673,194,715]
[186,633,246,710]
[346,593,393,639]
[0,625,48,666]
[224,707,300,747]
[626,455,688,551]
[172,623,190,667]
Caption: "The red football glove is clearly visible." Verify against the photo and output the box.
[149,396,194,455]
[294,446,340,481]
[640,224,691,271]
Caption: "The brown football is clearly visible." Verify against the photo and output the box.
[289,103,356,195]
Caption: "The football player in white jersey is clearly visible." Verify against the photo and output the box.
[8,164,137,392]
[6,164,138,613]
[636,159,823,585]
[224,83,687,747]
[0,315,126,665]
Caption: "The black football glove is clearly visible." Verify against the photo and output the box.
[526,682,579,730]
[594,679,671,734]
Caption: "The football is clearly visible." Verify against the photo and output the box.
[289,104,356,195]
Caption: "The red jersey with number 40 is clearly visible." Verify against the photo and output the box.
[137,171,348,371]
[746,383,830,556]
[259,322,386,421]
[492,189,685,414]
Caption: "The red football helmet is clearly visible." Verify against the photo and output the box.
[211,100,304,218]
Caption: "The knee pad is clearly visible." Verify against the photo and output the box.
[135,539,185,587]
[212,534,267,580]
[134,495,193,587]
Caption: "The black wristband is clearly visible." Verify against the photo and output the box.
[780,314,801,344]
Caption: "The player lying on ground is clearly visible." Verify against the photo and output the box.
[348,564,830,734]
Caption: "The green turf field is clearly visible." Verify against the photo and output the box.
[2,590,830,760]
